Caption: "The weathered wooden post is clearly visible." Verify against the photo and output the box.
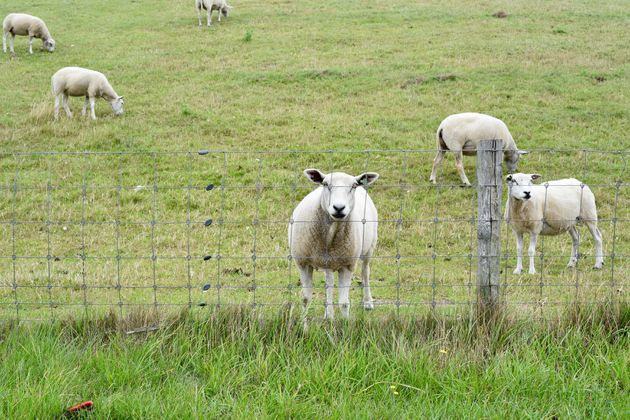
[477,139,503,313]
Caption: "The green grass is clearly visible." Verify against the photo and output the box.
[0,306,628,418]
[0,0,628,320]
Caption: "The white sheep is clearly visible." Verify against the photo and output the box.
[51,67,124,121]
[288,169,379,323]
[3,13,55,54]
[504,173,604,275]
[430,112,527,186]
[195,0,232,27]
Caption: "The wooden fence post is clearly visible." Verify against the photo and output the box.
[477,139,503,312]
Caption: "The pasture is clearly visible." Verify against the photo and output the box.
[0,0,628,417]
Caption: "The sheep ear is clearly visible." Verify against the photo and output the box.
[518,150,529,155]
[506,174,513,182]
[355,172,379,187]
[304,169,325,184]
[530,174,542,181]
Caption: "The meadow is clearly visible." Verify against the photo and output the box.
[0,0,629,417]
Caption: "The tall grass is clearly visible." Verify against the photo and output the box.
[0,304,628,417]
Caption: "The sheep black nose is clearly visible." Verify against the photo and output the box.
[523,191,531,199]
[333,205,346,213]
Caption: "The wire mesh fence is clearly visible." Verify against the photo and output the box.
[0,149,627,322]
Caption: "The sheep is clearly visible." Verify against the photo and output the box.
[3,13,55,54]
[51,67,124,121]
[288,169,379,324]
[429,112,527,186]
[195,0,232,27]
[504,173,604,275]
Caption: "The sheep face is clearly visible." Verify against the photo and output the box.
[111,96,124,116]
[506,173,541,201]
[304,169,379,221]
[44,38,55,52]
[221,5,231,16]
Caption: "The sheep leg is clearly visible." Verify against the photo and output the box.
[454,151,471,186]
[207,9,212,26]
[218,10,222,22]
[324,270,335,319]
[81,96,89,117]
[9,33,14,53]
[338,268,352,318]
[298,265,314,329]
[528,233,538,274]
[361,258,374,310]
[89,97,97,120]
[567,226,580,268]
[54,94,60,120]
[429,150,445,184]
[585,222,604,269]
[62,94,73,118]
[28,35,33,54]
[197,9,202,26]
[2,32,6,53]
[513,232,524,274]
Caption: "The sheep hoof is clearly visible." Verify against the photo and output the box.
[363,301,374,310]
[528,269,536,275]
[593,264,603,270]
[513,268,522,274]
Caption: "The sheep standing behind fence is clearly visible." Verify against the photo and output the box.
[288,169,379,325]
[430,112,527,186]
[504,173,604,275]
[51,67,124,121]
[2,13,55,54]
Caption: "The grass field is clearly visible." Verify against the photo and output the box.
[0,0,629,417]
[0,0,628,321]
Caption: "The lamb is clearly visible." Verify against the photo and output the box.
[3,13,55,54]
[504,173,604,275]
[51,67,124,121]
[288,169,379,323]
[429,112,527,186]
[195,0,232,27]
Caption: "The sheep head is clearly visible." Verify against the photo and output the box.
[506,173,541,201]
[304,169,379,221]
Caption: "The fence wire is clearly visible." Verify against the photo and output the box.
[0,149,627,322]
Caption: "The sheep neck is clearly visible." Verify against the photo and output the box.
[314,206,352,250]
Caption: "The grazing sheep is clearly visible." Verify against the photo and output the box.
[288,169,379,323]
[51,67,124,121]
[3,13,55,54]
[504,173,604,275]
[195,0,232,27]
[430,112,527,186]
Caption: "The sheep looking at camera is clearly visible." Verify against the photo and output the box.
[504,173,604,275]
[3,13,55,54]
[196,0,232,26]
[430,112,526,186]
[288,169,379,323]
[51,67,124,121]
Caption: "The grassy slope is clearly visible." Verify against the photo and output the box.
[0,308,628,418]
[0,0,628,152]
[0,1,627,321]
